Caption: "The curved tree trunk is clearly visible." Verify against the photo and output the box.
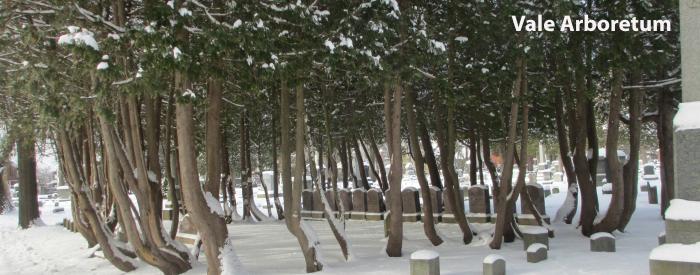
[554,86,578,224]
[594,68,625,233]
[618,81,642,231]
[406,89,443,246]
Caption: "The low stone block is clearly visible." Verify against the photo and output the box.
[649,243,700,275]
[590,232,616,252]
[179,214,197,234]
[402,187,421,222]
[410,250,440,275]
[483,254,505,275]
[351,188,367,220]
[526,243,548,263]
[366,188,385,221]
[665,219,700,244]
[521,226,549,250]
[648,186,659,204]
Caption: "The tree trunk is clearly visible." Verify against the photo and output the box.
[18,139,39,229]
[554,87,578,224]
[490,56,524,249]
[406,89,443,246]
[368,130,389,192]
[385,79,404,257]
[175,99,228,275]
[420,123,443,190]
[593,68,625,233]
[205,78,222,199]
[658,89,675,218]
[353,139,370,190]
[469,132,478,186]
[338,139,349,189]
[272,98,284,220]
[618,78,642,231]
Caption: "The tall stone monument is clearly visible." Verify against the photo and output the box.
[649,2,700,274]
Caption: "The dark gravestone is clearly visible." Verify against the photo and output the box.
[312,189,325,218]
[301,189,314,218]
[325,190,338,218]
[519,183,549,225]
[424,186,442,223]
[467,185,491,223]
[366,188,386,221]
[351,188,367,220]
[339,189,353,219]
[442,187,465,223]
[649,186,659,204]
[402,187,421,222]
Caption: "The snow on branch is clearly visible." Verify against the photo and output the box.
[188,0,242,30]
[623,78,681,90]
[411,66,436,79]
[73,3,126,33]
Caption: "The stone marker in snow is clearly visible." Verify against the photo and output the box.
[339,188,353,219]
[410,250,440,275]
[312,189,325,218]
[526,243,548,263]
[442,187,465,223]
[664,199,700,244]
[425,186,443,223]
[301,189,313,218]
[351,188,366,220]
[519,183,549,225]
[366,188,385,221]
[467,185,491,223]
[658,232,666,245]
[483,254,506,275]
[649,242,700,274]
[402,187,421,222]
[325,189,338,217]
[648,186,658,204]
[521,225,549,250]
[590,232,615,252]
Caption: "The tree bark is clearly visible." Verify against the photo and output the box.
[657,89,675,218]
[384,80,404,257]
[406,89,443,246]
[205,78,222,199]
[18,139,39,229]
[593,68,625,233]
[618,77,642,231]
[554,87,578,224]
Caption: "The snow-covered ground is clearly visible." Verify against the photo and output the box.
[0,176,664,274]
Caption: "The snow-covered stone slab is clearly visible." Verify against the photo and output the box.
[521,225,549,250]
[590,232,616,252]
[366,188,385,221]
[649,243,700,275]
[410,250,440,275]
[526,243,548,263]
[468,185,491,223]
[402,187,421,222]
[483,254,506,275]
[665,199,700,244]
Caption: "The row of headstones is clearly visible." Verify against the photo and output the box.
[62,218,79,233]
[411,232,617,275]
[300,183,549,225]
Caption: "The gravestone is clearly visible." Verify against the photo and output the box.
[325,190,338,217]
[339,189,353,219]
[521,225,549,250]
[519,183,549,225]
[650,5,700,273]
[366,188,385,221]
[526,243,548,263]
[312,189,325,218]
[641,182,650,192]
[402,187,421,222]
[658,232,666,245]
[590,232,616,252]
[351,188,367,220]
[442,187,465,223]
[483,254,506,275]
[410,250,440,275]
[649,186,659,204]
[178,214,197,234]
[425,186,442,223]
[301,189,314,218]
[467,185,491,223]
